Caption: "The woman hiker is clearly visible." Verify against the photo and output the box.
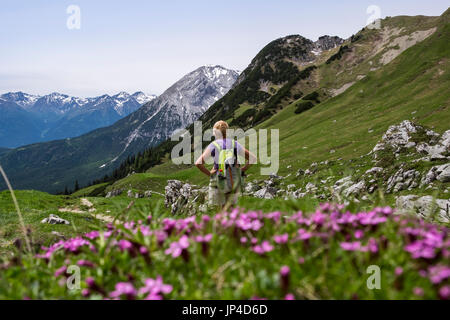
[195,120,256,209]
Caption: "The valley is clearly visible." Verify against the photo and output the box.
[0,8,449,300]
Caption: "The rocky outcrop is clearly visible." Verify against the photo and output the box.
[372,120,449,160]
[386,169,420,193]
[332,177,353,196]
[422,163,450,185]
[372,120,418,154]
[236,121,448,203]
[344,181,366,197]
[164,180,207,215]
[396,195,450,223]
[314,35,344,51]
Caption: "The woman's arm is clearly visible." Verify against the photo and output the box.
[195,148,215,177]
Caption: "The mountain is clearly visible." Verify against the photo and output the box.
[100,10,449,193]
[199,35,343,129]
[0,99,44,148]
[108,65,239,157]
[0,92,40,108]
[0,65,239,193]
[0,91,156,147]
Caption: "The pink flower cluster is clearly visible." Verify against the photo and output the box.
[32,202,449,300]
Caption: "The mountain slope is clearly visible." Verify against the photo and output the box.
[0,148,10,155]
[0,100,44,148]
[0,66,238,193]
[199,35,343,129]
[106,65,239,161]
[97,10,449,197]
[0,91,156,147]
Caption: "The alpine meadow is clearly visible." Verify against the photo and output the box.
[0,3,449,304]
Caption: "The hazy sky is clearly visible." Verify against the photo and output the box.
[1,0,448,97]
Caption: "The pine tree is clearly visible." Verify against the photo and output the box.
[74,180,80,191]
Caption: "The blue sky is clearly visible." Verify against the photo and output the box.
[1,0,448,97]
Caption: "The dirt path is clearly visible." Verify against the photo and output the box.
[58,198,120,224]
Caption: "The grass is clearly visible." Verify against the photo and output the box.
[0,202,448,299]
[0,190,101,256]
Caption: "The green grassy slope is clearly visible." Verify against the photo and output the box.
[88,11,449,198]
[103,12,448,187]
[0,190,99,255]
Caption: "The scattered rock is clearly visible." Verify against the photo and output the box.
[244,182,261,194]
[296,169,305,178]
[344,181,366,197]
[144,191,152,198]
[41,214,70,225]
[51,231,65,238]
[305,182,317,194]
[365,167,383,175]
[287,184,296,191]
[254,187,277,199]
[269,173,283,180]
[105,189,123,198]
[333,176,353,195]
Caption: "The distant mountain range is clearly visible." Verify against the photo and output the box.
[0,91,156,148]
[0,65,239,193]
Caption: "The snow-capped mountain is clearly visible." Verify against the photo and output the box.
[0,65,239,193]
[110,65,239,161]
[0,91,40,108]
[132,91,156,105]
[0,91,156,147]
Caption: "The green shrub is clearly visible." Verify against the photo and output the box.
[303,91,320,102]
[326,45,351,64]
[294,101,315,114]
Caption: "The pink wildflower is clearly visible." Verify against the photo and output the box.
[273,233,289,244]
[110,282,137,300]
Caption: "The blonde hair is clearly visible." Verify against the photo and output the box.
[213,120,229,139]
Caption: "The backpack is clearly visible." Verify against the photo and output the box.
[212,140,242,194]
